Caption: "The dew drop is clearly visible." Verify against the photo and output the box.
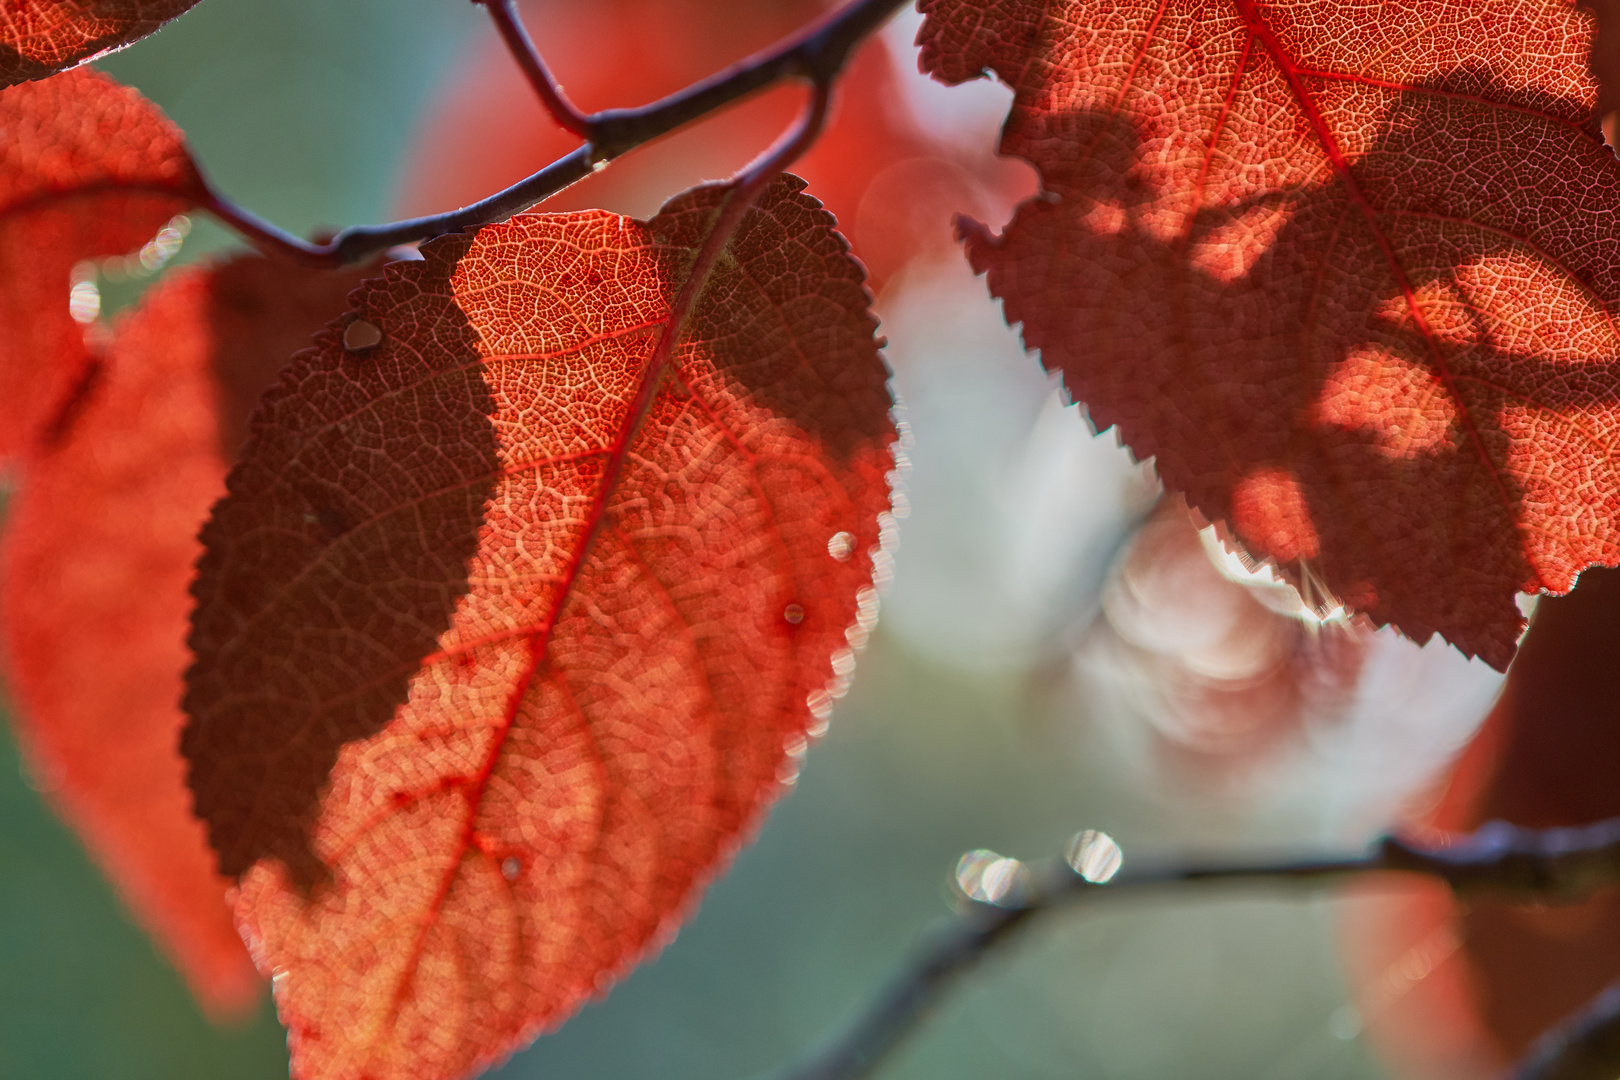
[19,754,61,793]
[1329,1005,1362,1041]
[827,531,854,561]
[783,602,805,625]
[344,319,383,351]
[954,849,1028,905]
[1065,829,1123,883]
[138,216,188,272]
[68,277,100,324]
[855,586,880,630]
[501,856,522,881]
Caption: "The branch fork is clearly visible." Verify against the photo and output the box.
[205,0,905,268]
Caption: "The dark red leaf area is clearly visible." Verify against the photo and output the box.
[0,0,203,87]
[1582,1,1620,123]
[396,0,1024,290]
[0,67,202,465]
[1,254,367,1016]
[183,176,893,1080]
[1438,571,1620,1056]
[920,0,1620,668]
[205,256,380,459]
[1343,571,1620,1076]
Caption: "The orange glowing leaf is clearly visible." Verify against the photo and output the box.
[919,0,1620,668]
[1,254,369,1017]
[0,66,202,465]
[183,176,895,1080]
[0,0,203,86]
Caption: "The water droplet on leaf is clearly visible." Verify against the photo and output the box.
[1066,829,1123,883]
[343,319,383,351]
[954,849,1028,905]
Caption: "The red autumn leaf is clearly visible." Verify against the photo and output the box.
[1,253,370,1017]
[183,176,895,1080]
[1343,569,1620,1077]
[0,66,202,465]
[918,0,1620,669]
[0,0,203,87]
[395,0,1020,291]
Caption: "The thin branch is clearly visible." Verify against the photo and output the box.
[202,0,905,268]
[477,0,594,139]
[766,817,1620,1080]
[732,79,831,199]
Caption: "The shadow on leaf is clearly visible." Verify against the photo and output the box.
[974,70,1620,667]
[183,237,498,887]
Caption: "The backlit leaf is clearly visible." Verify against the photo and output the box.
[183,176,895,1080]
[0,66,202,465]
[1,254,368,1017]
[919,0,1620,668]
[0,0,203,87]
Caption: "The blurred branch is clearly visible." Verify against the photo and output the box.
[767,817,1620,1080]
[201,0,907,268]
[1516,979,1620,1080]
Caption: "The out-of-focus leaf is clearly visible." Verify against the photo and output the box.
[395,0,1023,291]
[0,66,201,465]
[1346,569,1620,1076]
[1,254,369,1017]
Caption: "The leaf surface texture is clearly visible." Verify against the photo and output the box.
[183,176,895,1080]
[920,0,1620,667]
[0,0,203,86]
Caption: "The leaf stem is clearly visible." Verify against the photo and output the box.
[764,817,1620,1080]
[202,0,904,268]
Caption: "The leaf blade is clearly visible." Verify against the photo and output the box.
[1,253,369,1016]
[184,176,895,1080]
[920,0,1620,668]
[0,0,205,87]
[0,67,202,465]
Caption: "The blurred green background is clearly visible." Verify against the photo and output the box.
[0,1,1504,1077]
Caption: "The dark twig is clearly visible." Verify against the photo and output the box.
[201,0,905,268]
[477,0,594,138]
[1380,817,1620,899]
[767,817,1620,1080]
[732,79,831,199]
